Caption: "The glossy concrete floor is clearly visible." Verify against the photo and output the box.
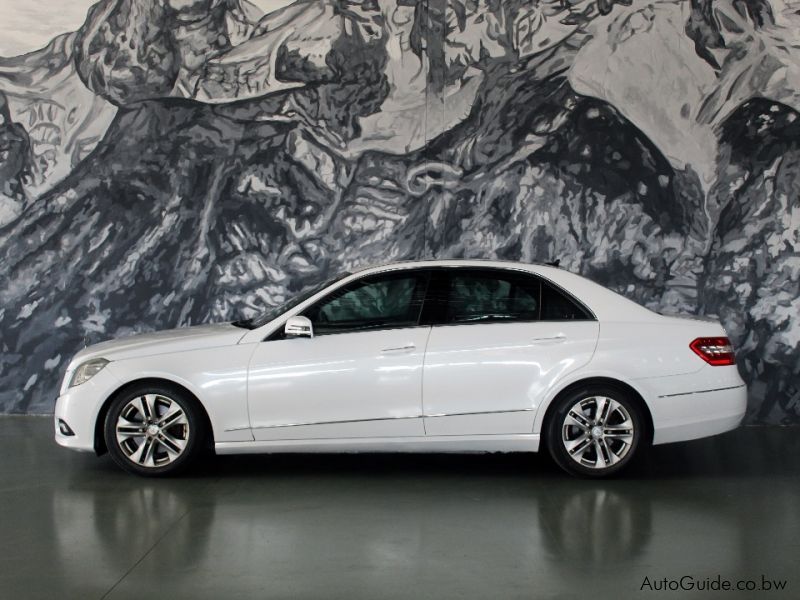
[0,418,798,600]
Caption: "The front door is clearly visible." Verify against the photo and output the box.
[247,270,431,441]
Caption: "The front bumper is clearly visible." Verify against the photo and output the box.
[54,365,122,453]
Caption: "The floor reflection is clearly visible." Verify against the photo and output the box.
[1,418,797,598]
[540,486,653,565]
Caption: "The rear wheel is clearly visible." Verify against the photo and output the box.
[546,386,643,477]
[104,384,205,477]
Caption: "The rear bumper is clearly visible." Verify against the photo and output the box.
[650,384,747,445]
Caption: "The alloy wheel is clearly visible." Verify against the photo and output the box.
[115,394,190,468]
[561,396,635,470]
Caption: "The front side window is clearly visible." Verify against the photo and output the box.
[233,271,352,330]
[443,270,540,324]
[304,271,428,335]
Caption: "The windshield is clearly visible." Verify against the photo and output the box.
[232,272,352,330]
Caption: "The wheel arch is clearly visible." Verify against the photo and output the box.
[536,376,654,447]
[93,377,215,455]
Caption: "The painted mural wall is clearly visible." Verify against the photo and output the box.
[0,0,798,422]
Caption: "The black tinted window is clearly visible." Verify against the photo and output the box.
[443,270,540,324]
[540,281,592,320]
[304,272,427,335]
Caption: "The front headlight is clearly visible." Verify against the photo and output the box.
[69,358,109,387]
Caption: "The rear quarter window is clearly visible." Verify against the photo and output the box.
[540,281,593,321]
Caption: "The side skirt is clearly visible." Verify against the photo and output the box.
[215,434,541,455]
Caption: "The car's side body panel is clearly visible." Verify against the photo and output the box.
[593,321,712,378]
[215,434,541,455]
[422,320,599,435]
[528,363,746,444]
[98,345,256,444]
[246,327,431,440]
[528,317,746,444]
[588,318,746,444]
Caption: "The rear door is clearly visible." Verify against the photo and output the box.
[421,268,599,436]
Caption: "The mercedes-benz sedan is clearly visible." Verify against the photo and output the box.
[55,260,747,477]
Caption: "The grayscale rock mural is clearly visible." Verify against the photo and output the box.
[0,0,798,423]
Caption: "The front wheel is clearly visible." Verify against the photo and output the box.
[546,386,644,477]
[104,385,206,477]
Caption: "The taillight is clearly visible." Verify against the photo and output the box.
[689,337,736,366]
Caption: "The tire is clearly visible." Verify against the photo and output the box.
[546,385,644,477]
[104,384,206,477]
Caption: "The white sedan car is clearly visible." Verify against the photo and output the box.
[54,260,746,477]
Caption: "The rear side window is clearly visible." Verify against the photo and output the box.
[423,268,594,325]
[540,280,592,321]
[442,270,540,324]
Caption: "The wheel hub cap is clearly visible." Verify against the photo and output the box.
[591,425,603,439]
[146,424,160,436]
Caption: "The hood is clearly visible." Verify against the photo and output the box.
[68,323,248,367]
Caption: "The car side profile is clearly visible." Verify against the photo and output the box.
[54,260,747,477]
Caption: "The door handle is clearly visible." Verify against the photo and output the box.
[381,344,416,353]
[531,335,566,344]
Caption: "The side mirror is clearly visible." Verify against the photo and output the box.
[284,315,314,338]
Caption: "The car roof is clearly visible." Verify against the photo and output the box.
[350,258,560,275]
